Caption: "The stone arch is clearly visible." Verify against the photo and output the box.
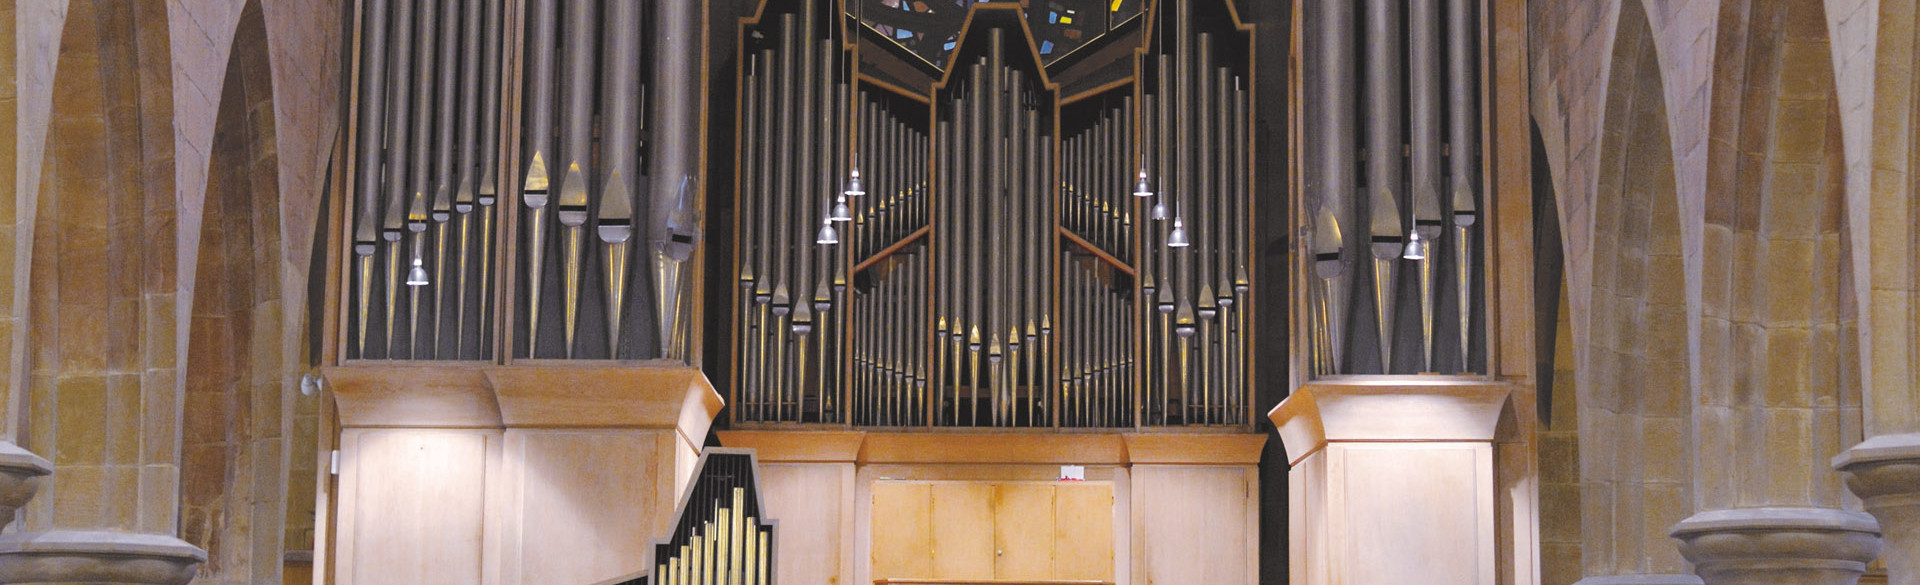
[23,0,180,534]
[178,2,289,583]
[1576,0,1693,578]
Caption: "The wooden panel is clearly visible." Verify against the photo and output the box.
[759,463,850,585]
[992,484,1056,579]
[930,483,995,580]
[509,430,662,585]
[339,430,490,585]
[1336,444,1490,585]
[1136,466,1254,585]
[872,482,934,580]
[1052,484,1114,581]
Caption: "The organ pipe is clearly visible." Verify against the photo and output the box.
[597,0,642,357]
[1365,0,1405,372]
[555,0,597,358]
[379,0,415,359]
[650,0,704,362]
[521,0,556,357]
[1449,0,1481,371]
[1410,0,1443,372]
[474,0,501,358]
[429,0,460,357]
[350,0,391,358]
[453,0,482,358]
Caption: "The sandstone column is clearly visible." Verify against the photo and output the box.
[0,2,205,583]
[1832,2,1920,585]
[1669,2,1880,581]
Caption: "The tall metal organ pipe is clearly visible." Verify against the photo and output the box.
[1409,0,1444,373]
[1312,0,1355,376]
[474,0,502,357]
[521,0,557,357]
[554,0,598,358]
[1365,0,1405,373]
[350,0,391,358]
[452,0,483,358]
[403,0,438,357]
[650,0,704,361]
[1448,0,1481,371]
[429,0,462,357]
[598,0,644,357]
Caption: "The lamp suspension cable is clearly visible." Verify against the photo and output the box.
[843,0,863,199]
[1135,0,1158,200]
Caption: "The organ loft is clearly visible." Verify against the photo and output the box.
[1,1,1917,585]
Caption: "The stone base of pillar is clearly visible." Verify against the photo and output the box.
[0,530,206,585]
[1836,434,1920,585]
[0,442,51,525]
[1671,507,1882,585]
[1573,575,1705,585]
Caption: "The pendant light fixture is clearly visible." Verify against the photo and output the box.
[1167,203,1189,247]
[1402,230,1426,260]
[406,256,430,286]
[817,214,840,245]
[831,193,853,222]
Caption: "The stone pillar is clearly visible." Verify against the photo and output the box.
[1270,382,1508,585]
[0,1,205,583]
[1835,435,1920,585]
[1670,1,1877,582]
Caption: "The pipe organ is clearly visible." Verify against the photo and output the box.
[732,1,866,424]
[1304,0,1487,376]
[728,1,1254,429]
[1134,2,1252,425]
[930,27,1057,428]
[341,0,705,363]
[633,449,778,585]
[346,0,506,360]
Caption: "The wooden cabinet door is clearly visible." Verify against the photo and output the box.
[929,483,996,580]
[872,481,1114,583]
[992,483,1058,579]
[1052,483,1115,581]
[871,482,933,580]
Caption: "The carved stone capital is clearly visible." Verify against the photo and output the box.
[1671,507,1882,585]
[0,530,206,585]
[1835,434,1920,585]
[0,442,52,529]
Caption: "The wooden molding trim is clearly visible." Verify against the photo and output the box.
[1269,380,1512,466]
[717,430,868,462]
[720,430,1265,466]
[323,365,499,428]
[323,364,723,447]
[1122,433,1267,465]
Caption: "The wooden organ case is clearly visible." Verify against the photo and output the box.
[719,2,1264,585]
